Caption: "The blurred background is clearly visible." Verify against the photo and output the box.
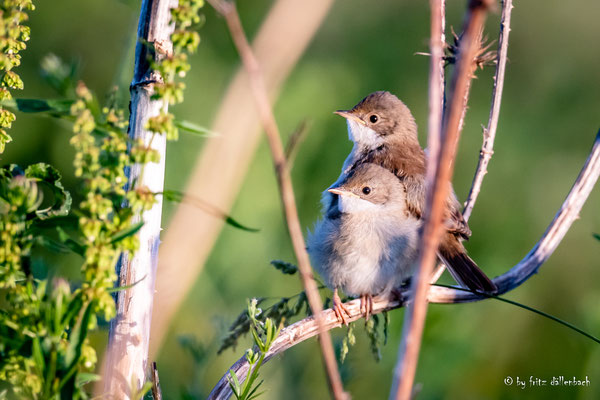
[4,0,600,398]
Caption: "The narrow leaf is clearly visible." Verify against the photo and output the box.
[106,275,146,293]
[175,119,219,137]
[64,301,93,369]
[110,221,144,244]
[161,190,259,232]
[75,373,101,388]
[2,98,74,114]
[32,337,45,374]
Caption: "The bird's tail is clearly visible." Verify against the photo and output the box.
[437,235,498,294]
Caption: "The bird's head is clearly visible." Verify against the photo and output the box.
[328,163,405,214]
[334,91,418,149]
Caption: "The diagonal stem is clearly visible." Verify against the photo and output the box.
[207,1,346,399]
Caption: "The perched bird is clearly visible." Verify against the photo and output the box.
[327,91,497,299]
[308,163,421,324]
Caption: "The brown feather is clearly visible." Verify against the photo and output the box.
[438,233,497,293]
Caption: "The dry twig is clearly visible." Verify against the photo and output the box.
[207,0,346,398]
[389,1,494,399]
[463,0,514,221]
[432,0,514,283]
[208,129,600,399]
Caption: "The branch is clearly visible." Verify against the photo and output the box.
[390,1,494,399]
[432,0,514,283]
[209,129,600,399]
[463,0,514,221]
[207,1,346,398]
[102,0,175,398]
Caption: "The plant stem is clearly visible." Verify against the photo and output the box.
[102,0,175,398]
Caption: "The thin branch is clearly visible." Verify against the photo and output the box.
[208,129,600,399]
[151,362,163,400]
[432,0,514,282]
[425,0,446,181]
[390,1,494,399]
[207,1,346,399]
[463,0,514,221]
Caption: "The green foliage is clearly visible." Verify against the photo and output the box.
[227,299,282,400]
[339,324,356,364]
[0,0,34,153]
[0,0,207,397]
[269,260,298,275]
[0,161,100,398]
[218,290,309,355]
[0,164,71,286]
[145,0,204,141]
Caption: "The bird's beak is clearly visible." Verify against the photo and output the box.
[328,188,359,198]
[334,110,366,126]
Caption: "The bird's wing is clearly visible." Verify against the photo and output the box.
[402,174,471,239]
[445,190,472,239]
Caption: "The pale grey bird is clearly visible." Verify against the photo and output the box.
[307,163,421,324]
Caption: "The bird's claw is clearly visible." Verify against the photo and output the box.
[360,293,374,321]
[333,290,351,326]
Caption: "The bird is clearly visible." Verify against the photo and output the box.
[327,90,497,300]
[307,163,421,324]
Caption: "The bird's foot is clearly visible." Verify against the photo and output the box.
[360,293,374,321]
[333,289,351,326]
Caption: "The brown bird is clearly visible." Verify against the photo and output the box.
[327,90,497,298]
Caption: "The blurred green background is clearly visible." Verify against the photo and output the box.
[4,0,600,398]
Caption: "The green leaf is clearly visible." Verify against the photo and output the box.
[106,275,146,293]
[224,216,259,233]
[270,260,297,275]
[32,336,45,375]
[246,379,264,400]
[228,370,242,398]
[25,163,72,219]
[31,215,79,230]
[162,189,259,232]
[175,119,219,137]
[110,221,144,244]
[593,233,600,241]
[75,373,101,388]
[56,227,86,256]
[2,98,74,114]
[64,300,93,370]
[36,236,73,253]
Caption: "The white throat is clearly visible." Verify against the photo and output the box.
[346,119,384,149]
[338,195,380,214]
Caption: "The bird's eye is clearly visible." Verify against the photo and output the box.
[369,114,379,123]
[362,186,371,195]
